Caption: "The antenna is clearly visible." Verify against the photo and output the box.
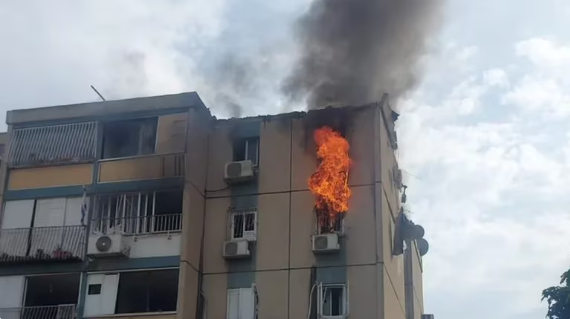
[90,85,106,101]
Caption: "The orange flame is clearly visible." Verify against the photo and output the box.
[308,126,352,218]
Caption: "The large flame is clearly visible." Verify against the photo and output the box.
[308,126,352,221]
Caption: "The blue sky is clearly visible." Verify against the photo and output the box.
[1,1,570,318]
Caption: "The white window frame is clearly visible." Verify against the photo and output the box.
[235,138,259,167]
[317,282,349,319]
[226,286,257,319]
[230,209,257,241]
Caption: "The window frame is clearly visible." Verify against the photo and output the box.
[114,268,179,315]
[229,209,257,241]
[317,283,349,319]
[233,137,260,167]
[315,211,345,235]
[92,190,183,235]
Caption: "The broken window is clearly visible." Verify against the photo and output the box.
[102,117,158,159]
[115,269,179,314]
[318,283,348,318]
[230,209,257,240]
[316,209,345,234]
[92,190,183,234]
[233,137,259,166]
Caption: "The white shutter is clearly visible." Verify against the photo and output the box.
[2,200,34,229]
[64,197,84,226]
[34,198,66,227]
[84,274,119,316]
[0,276,24,307]
[227,289,240,319]
[239,288,255,319]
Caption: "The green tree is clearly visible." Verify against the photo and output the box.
[542,268,570,319]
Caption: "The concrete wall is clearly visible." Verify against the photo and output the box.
[98,154,184,183]
[123,233,181,259]
[177,108,210,319]
[198,105,410,319]
[8,164,93,190]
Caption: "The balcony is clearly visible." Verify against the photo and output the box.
[91,214,182,235]
[0,305,76,319]
[97,153,185,183]
[0,226,86,264]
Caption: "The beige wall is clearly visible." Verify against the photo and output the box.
[196,104,420,319]
[177,262,199,319]
[98,154,184,183]
[8,164,93,190]
[156,113,188,154]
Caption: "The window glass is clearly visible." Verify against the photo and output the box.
[116,269,179,314]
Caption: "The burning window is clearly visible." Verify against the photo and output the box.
[318,283,348,317]
[230,209,257,240]
[316,209,344,234]
[92,190,183,234]
[233,137,259,166]
[308,126,352,234]
[102,117,158,159]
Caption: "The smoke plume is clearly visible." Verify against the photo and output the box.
[283,0,443,109]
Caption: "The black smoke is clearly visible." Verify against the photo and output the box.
[283,0,443,109]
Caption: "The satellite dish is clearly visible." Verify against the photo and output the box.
[417,238,429,256]
[411,224,425,240]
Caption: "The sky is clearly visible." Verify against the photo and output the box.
[1,0,570,318]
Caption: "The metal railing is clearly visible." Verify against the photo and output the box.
[0,304,76,319]
[91,213,183,235]
[0,226,86,263]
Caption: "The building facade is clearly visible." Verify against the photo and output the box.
[0,92,428,319]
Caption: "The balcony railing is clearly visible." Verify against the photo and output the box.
[98,153,185,183]
[0,305,76,319]
[0,226,86,263]
[91,213,183,235]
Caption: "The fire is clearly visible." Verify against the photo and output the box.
[308,126,352,226]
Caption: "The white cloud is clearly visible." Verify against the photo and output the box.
[502,38,570,118]
[400,41,570,319]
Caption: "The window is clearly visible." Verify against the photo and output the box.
[233,137,259,166]
[115,269,179,314]
[92,190,183,234]
[88,284,102,295]
[316,210,345,234]
[318,283,348,318]
[25,274,80,307]
[102,118,158,159]
[226,287,257,319]
[230,209,257,241]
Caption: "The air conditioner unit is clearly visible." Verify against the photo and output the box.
[87,234,130,258]
[223,239,250,259]
[224,160,255,184]
[312,233,340,254]
[421,314,435,319]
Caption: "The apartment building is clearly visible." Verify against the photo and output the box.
[0,92,430,319]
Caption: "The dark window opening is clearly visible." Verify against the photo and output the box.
[322,286,345,316]
[154,191,183,232]
[88,284,102,295]
[233,137,259,166]
[115,269,179,314]
[25,274,80,306]
[102,118,158,159]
